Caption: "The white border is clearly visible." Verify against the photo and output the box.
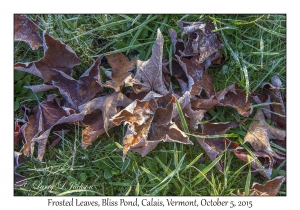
[2,1,298,210]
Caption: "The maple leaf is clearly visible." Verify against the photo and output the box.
[14,151,27,188]
[234,147,274,178]
[112,92,192,159]
[172,91,206,131]
[216,83,253,117]
[14,31,81,83]
[133,29,169,95]
[195,121,242,172]
[78,92,132,144]
[237,176,285,196]
[20,95,84,161]
[261,75,286,128]
[176,55,215,97]
[178,21,224,60]
[14,14,43,50]
[244,109,286,159]
[103,53,136,92]
[52,55,103,110]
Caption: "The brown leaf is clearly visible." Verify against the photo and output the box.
[80,109,106,148]
[195,121,242,172]
[14,121,24,147]
[168,28,185,56]
[182,100,206,131]
[32,111,84,162]
[216,83,253,117]
[20,95,84,161]
[191,96,218,111]
[261,76,286,128]
[14,32,81,83]
[78,92,132,136]
[251,93,272,120]
[238,176,285,196]
[104,53,136,92]
[14,151,27,188]
[244,109,286,159]
[133,29,169,95]
[21,106,41,156]
[178,21,224,60]
[14,14,43,50]
[176,55,215,97]
[112,92,192,159]
[251,176,285,196]
[234,148,273,178]
[52,55,103,110]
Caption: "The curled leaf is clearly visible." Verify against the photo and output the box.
[195,121,242,172]
[238,176,285,196]
[78,92,132,138]
[176,55,215,97]
[217,83,253,117]
[112,92,192,159]
[261,75,286,128]
[244,109,286,159]
[14,14,43,50]
[178,21,224,60]
[234,148,273,178]
[20,95,84,161]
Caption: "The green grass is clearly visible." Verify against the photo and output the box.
[14,14,286,196]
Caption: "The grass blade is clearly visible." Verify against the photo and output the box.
[149,154,186,195]
[192,154,223,186]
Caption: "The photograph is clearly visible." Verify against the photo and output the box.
[13,14,286,198]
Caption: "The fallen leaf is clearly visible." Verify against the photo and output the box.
[104,53,136,92]
[81,109,106,148]
[78,92,132,136]
[112,92,192,159]
[182,103,206,131]
[178,21,224,60]
[244,109,286,159]
[14,121,24,147]
[190,96,218,111]
[234,147,273,178]
[261,75,286,128]
[20,95,84,161]
[14,151,27,188]
[168,28,185,56]
[216,83,253,117]
[237,176,285,196]
[133,29,169,95]
[14,14,43,50]
[251,93,272,120]
[14,31,81,83]
[195,121,242,172]
[52,55,103,110]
